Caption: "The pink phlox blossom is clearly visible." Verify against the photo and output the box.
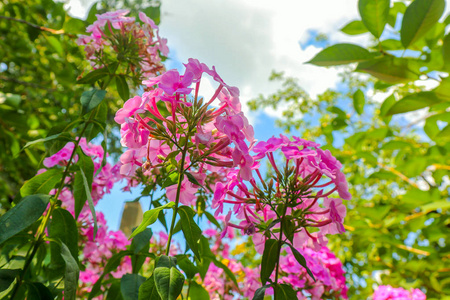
[205,66,239,97]
[119,148,146,176]
[159,69,194,96]
[138,11,157,29]
[165,177,198,206]
[373,285,426,300]
[114,95,146,124]
[218,87,241,113]
[43,142,75,167]
[183,58,210,82]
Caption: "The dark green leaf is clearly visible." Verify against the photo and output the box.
[178,206,202,260]
[154,264,185,300]
[260,239,279,285]
[358,0,390,38]
[184,172,202,187]
[121,274,146,300]
[20,169,63,197]
[355,56,420,83]
[0,194,50,244]
[252,284,272,300]
[89,251,134,299]
[116,76,130,101]
[79,167,97,237]
[176,255,199,279]
[26,282,53,300]
[274,284,297,300]
[443,33,450,70]
[386,92,442,115]
[0,269,20,292]
[187,282,209,300]
[22,133,73,150]
[60,242,79,300]
[286,243,315,280]
[340,20,368,35]
[401,0,445,48]
[138,276,161,300]
[106,281,124,300]
[306,43,375,66]
[73,149,94,219]
[129,202,174,239]
[130,228,152,254]
[204,211,221,229]
[49,208,79,264]
[353,89,365,115]
[80,89,107,115]
[77,68,110,85]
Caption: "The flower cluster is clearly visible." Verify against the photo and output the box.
[115,58,255,204]
[42,138,121,216]
[215,134,350,252]
[201,222,348,300]
[77,10,168,78]
[77,211,132,298]
[373,285,426,300]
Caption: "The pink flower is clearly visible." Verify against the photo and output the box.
[159,69,194,95]
[139,12,157,29]
[165,177,198,206]
[114,96,146,124]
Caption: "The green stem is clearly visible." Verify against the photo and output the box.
[273,199,289,300]
[165,144,189,256]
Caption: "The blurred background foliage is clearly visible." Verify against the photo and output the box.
[249,0,450,298]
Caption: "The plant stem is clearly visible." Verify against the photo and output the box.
[273,198,289,300]
[165,144,189,256]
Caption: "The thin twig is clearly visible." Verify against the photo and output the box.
[0,15,65,35]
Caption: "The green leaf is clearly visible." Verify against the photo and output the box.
[187,282,209,300]
[340,20,368,35]
[176,255,199,279]
[60,242,80,300]
[154,265,185,300]
[274,284,297,300]
[80,89,107,115]
[129,202,174,239]
[178,206,202,260]
[116,76,130,101]
[0,269,20,292]
[386,92,442,115]
[355,56,420,83]
[358,0,390,38]
[121,274,146,300]
[89,251,134,299]
[184,172,202,187]
[73,148,94,219]
[106,281,124,300]
[306,43,375,66]
[78,68,110,85]
[443,33,450,70]
[260,239,279,285]
[22,133,73,150]
[286,243,315,280]
[211,259,239,288]
[20,169,63,197]
[379,94,396,118]
[401,0,445,48]
[26,282,53,300]
[252,284,272,300]
[143,6,161,25]
[138,276,161,300]
[353,89,365,115]
[204,211,221,229]
[49,208,79,264]
[45,36,63,57]
[130,228,152,254]
[436,124,450,138]
[63,18,86,34]
[0,194,50,245]
[79,167,97,237]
